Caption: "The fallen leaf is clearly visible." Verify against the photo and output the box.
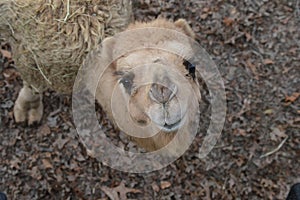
[38,124,51,136]
[1,100,14,109]
[282,16,292,24]
[200,13,208,19]
[235,156,246,167]
[233,128,247,136]
[67,175,76,182]
[101,186,119,200]
[264,109,274,115]
[202,7,210,12]
[3,68,19,81]
[244,32,252,41]
[270,127,287,141]
[285,92,300,103]
[151,182,160,192]
[44,152,52,158]
[261,178,274,189]
[0,49,12,59]
[246,59,258,79]
[263,59,274,65]
[10,157,21,169]
[283,6,293,12]
[101,181,141,200]
[30,166,42,180]
[75,152,86,162]
[55,168,63,182]
[223,17,234,26]
[230,7,238,15]
[289,47,298,55]
[54,134,70,150]
[160,181,171,189]
[42,159,53,169]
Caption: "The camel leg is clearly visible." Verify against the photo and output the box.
[13,82,43,125]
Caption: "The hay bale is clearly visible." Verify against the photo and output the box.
[0,0,132,93]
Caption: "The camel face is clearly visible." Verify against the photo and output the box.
[115,49,196,133]
[85,18,202,153]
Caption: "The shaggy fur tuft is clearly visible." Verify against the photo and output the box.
[0,0,132,93]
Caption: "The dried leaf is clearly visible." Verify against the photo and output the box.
[75,152,86,162]
[285,92,300,102]
[101,181,141,200]
[38,124,51,136]
[0,49,12,59]
[3,68,19,80]
[261,178,274,189]
[55,168,63,182]
[67,175,76,182]
[10,157,21,169]
[270,127,287,141]
[235,156,246,167]
[151,182,160,192]
[30,166,42,180]
[1,100,14,109]
[282,16,292,24]
[42,159,53,169]
[223,17,234,26]
[54,134,70,150]
[289,47,297,55]
[233,128,247,136]
[200,13,208,19]
[244,32,252,41]
[264,109,274,115]
[263,59,274,65]
[101,186,119,200]
[202,7,210,12]
[246,59,258,79]
[160,181,171,189]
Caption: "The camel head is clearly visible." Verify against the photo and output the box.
[87,19,202,154]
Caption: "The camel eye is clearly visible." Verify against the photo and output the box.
[183,59,196,79]
[119,72,135,94]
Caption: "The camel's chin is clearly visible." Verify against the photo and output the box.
[153,114,186,133]
[157,120,183,132]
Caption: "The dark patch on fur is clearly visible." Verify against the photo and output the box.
[119,72,135,94]
[183,59,196,79]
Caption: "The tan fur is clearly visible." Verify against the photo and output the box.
[0,0,132,124]
[0,0,132,93]
[13,83,43,125]
[84,19,202,155]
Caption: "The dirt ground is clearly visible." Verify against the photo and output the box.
[0,0,299,199]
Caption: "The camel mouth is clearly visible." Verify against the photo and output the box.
[158,119,184,132]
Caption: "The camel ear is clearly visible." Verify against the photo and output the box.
[79,36,116,92]
[174,19,195,39]
[97,36,116,62]
[89,36,116,69]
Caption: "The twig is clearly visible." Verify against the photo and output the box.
[296,0,300,17]
[28,48,52,85]
[63,0,70,22]
[0,16,15,35]
[260,137,288,158]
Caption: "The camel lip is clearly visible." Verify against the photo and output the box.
[158,119,183,132]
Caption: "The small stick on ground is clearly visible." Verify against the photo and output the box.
[260,137,288,158]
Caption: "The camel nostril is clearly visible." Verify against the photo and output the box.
[149,83,177,104]
[137,119,148,126]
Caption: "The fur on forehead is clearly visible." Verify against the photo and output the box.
[112,19,195,60]
[116,49,184,68]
